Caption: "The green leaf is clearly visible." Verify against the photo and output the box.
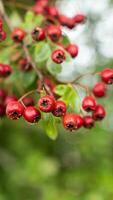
[62,34,70,45]
[42,113,58,140]
[47,58,62,75]
[10,11,22,27]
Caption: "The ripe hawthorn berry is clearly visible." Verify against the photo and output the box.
[74,14,86,23]
[0,89,7,102]
[19,58,32,71]
[24,106,41,123]
[63,114,83,131]
[12,28,26,42]
[52,100,66,117]
[5,95,18,106]
[82,96,97,112]
[92,105,106,121]
[32,26,45,41]
[93,82,106,98]
[83,116,94,129]
[32,3,45,14]
[46,6,59,18]
[66,44,79,58]
[23,97,34,107]
[0,64,12,77]
[52,49,65,64]
[38,95,55,112]
[0,104,5,117]
[47,25,61,42]
[66,18,76,29]
[0,31,6,42]
[101,68,113,84]
[6,101,24,120]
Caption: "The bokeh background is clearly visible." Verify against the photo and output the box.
[0,0,113,199]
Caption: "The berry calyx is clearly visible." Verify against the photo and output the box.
[82,96,97,112]
[66,44,79,58]
[0,31,6,42]
[32,27,45,41]
[63,114,83,131]
[92,105,106,121]
[52,100,66,117]
[52,49,65,64]
[12,28,26,42]
[93,82,106,97]
[47,25,61,42]
[83,116,94,129]
[38,95,55,112]
[6,101,24,120]
[24,106,41,123]
[101,68,113,84]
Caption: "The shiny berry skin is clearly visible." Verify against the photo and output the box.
[83,116,94,129]
[82,96,97,112]
[63,114,83,131]
[6,101,24,120]
[0,19,3,30]
[12,28,26,42]
[19,58,32,71]
[52,100,66,117]
[66,18,76,29]
[0,64,12,77]
[0,104,5,117]
[47,25,61,42]
[0,89,7,102]
[101,68,113,84]
[0,31,6,42]
[93,82,106,98]
[24,106,41,123]
[23,97,34,107]
[4,95,18,106]
[66,44,79,58]
[92,105,106,121]
[74,14,86,23]
[32,27,45,41]
[52,49,65,64]
[38,95,55,113]
[46,6,59,18]
[58,15,68,26]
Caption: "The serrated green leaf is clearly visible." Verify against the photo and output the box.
[47,58,62,75]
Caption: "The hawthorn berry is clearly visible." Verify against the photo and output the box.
[47,25,61,42]
[52,49,65,64]
[52,100,66,117]
[0,19,3,30]
[82,96,97,112]
[46,6,59,18]
[23,97,34,107]
[66,18,76,29]
[5,95,18,106]
[19,58,32,71]
[83,116,94,129]
[93,82,106,97]
[0,64,12,77]
[66,44,79,58]
[38,95,55,112]
[101,68,113,84]
[63,113,83,131]
[0,31,6,42]
[0,104,5,117]
[32,3,45,14]
[24,106,41,123]
[74,14,86,24]
[12,28,26,42]
[92,105,106,121]
[0,89,7,102]
[6,101,24,120]
[32,26,45,41]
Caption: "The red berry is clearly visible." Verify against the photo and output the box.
[0,64,12,77]
[0,19,3,30]
[0,89,7,102]
[66,18,76,29]
[5,95,18,106]
[92,105,106,121]
[24,106,41,123]
[0,104,5,117]
[0,31,6,42]
[101,68,113,84]
[47,25,61,42]
[66,44,79,58]
[82,96,97,112]
[63,113,83,131]
[23,97,34,107]
[52,49,65,64]
[6,101,24,120]
[12,28,26,42]
[83,116,94,129]
[32,4,45,14]
[38,95,55,112]
[52,100,66,117]
[58,15,68,26]
[37,0,48,8]
[74,14,86,23]
[19,58,32,71]
[32,26,45,41]
[46,6,59,18]
[93,82,106,97]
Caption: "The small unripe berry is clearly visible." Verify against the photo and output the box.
[63,114,83,131]
[32,27,45,41]
[101,68,113,84]
[6,101,24,120]
[46,6,59,18]
[38,95,55,112]
[0,89,7,102]
[83,116,94,129]
[92,105,106,121]
[24,106,41,123]
[12,28,26,42]
[47,25,61,42]
[82,96,97,112]
[74,14,86,23]
[52,100,66,117]
[19,58,32,71]
[52,49,65,64]
[23,97,34,107]
[93,82,106,97]
[0,104,5,117]
[5,96,18,106]
[0,31,6,42]
[66,44,79,58]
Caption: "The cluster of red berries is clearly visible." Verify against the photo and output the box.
[0,18,6,42]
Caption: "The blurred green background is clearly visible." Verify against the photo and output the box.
[0,0,113,199]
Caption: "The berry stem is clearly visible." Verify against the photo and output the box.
[18,89,39,102]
